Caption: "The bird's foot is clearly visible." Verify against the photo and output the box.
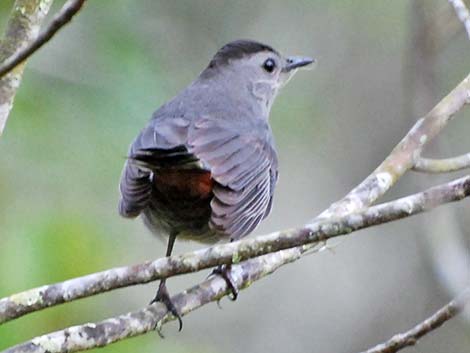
[211,264,239,301]
[150,280,183,336]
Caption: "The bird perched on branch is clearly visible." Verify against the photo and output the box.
[119,39,313,330]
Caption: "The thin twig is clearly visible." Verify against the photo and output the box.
[316,72,470,220]
[448,0,470,39]
[0,0,55,135]
[0,0,86,79]
[360,287,470,353]
[2,175,470,327]
[413,152,470,173]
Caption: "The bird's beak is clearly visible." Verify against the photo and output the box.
[283,56,315,72]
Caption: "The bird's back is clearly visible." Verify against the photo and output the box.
[119,62,279,243]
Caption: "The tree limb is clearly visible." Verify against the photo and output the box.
[448,0,470,39]
[0,0,86,136]
[359,287,470,353]
[6,256,469,353]
[315,72,470,220]
[3,250,303,353]
[413,152,470,173]
[2,175,470,328]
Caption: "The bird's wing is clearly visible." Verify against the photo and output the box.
[189,116,278,240]
[118,116,192,218]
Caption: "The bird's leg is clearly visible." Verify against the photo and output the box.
[150,231,183,332]
[211,239,238,300]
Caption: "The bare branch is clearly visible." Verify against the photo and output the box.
[0,2,468,352]
[413,152,470,173]
[0,0,55,135]
[3,251,302,353]
[360,287,470,353]
[1,69,470,352]
[7,261,469,353]
[317,72,470,220]
[1,175,470,328]
[448,0,470,39]
[0,0,86,135]
[0,0,86,79]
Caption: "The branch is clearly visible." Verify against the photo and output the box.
[413,152,470,173]
[2,175,470,327]
[316,72,470,220]
[0,0,55,135]
[0,0,86,79]
[0,3,467,353]
[7,258,470,353]
[0,0,86,135]
[360,287,470,353]
[1,70,469,352]
[3,251,301,353]
[448,0,470,39]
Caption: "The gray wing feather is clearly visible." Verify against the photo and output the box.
[118,116,190,218]
[189,116,278,240]
[119,160,152,218]
[119,108,278,241]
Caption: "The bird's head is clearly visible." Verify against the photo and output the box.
[200,39,314,113]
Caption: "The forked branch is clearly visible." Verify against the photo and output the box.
[0,0,54,135]
[0,0,86,135]
[2,71,469,353]
[2,175,470,328]
[1,3,470,352]
[0,0,86,79]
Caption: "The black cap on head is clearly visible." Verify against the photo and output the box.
[208,39,279,69]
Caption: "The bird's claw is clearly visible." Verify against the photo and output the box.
[150,281,183,336]
[211,264,239,301]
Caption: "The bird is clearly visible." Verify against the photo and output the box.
[118,39,313,330]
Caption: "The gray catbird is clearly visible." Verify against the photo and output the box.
[119,39,313,328]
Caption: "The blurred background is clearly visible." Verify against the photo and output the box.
[0,0,469,352]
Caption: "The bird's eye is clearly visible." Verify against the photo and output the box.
[263,58,276,73]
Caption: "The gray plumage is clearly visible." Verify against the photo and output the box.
[119,39,313,243]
